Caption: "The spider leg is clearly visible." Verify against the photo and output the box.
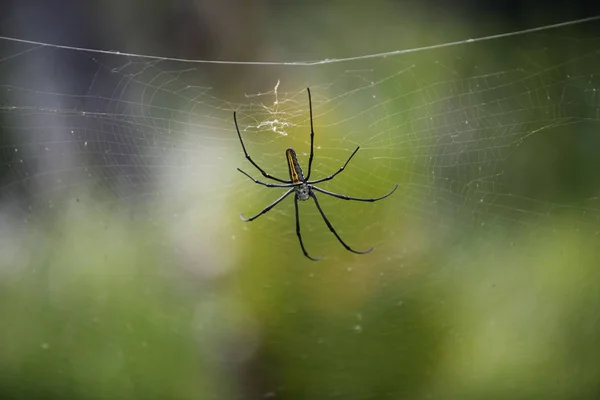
[304,88,316,181]
[241,188,294,222]
[294,195,323,261]
[238,168,294,188]
[310,192,374,254]
[234,111,289,183]
[308,146,360,184]
[311,183,398,202]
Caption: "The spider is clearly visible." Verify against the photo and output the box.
[234,88,398,261]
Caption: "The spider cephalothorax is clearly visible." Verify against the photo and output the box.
[235,88,397,261]
[294,183,310,201]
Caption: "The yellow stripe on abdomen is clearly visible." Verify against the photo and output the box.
[286,148,304,184]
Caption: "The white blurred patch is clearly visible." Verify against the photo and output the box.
[158,125,237,280]
[0,207,30,280]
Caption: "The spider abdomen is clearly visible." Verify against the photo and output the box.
[286,148,305,184]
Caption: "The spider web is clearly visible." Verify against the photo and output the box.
[2,8,600,399]
[1,18,599,265]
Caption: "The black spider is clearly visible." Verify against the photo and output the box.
[235,88,398,260]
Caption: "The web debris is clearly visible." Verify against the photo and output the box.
[248,80,293,136]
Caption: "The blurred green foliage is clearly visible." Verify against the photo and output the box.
[0,209,221,399]
[1,1,600,400]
